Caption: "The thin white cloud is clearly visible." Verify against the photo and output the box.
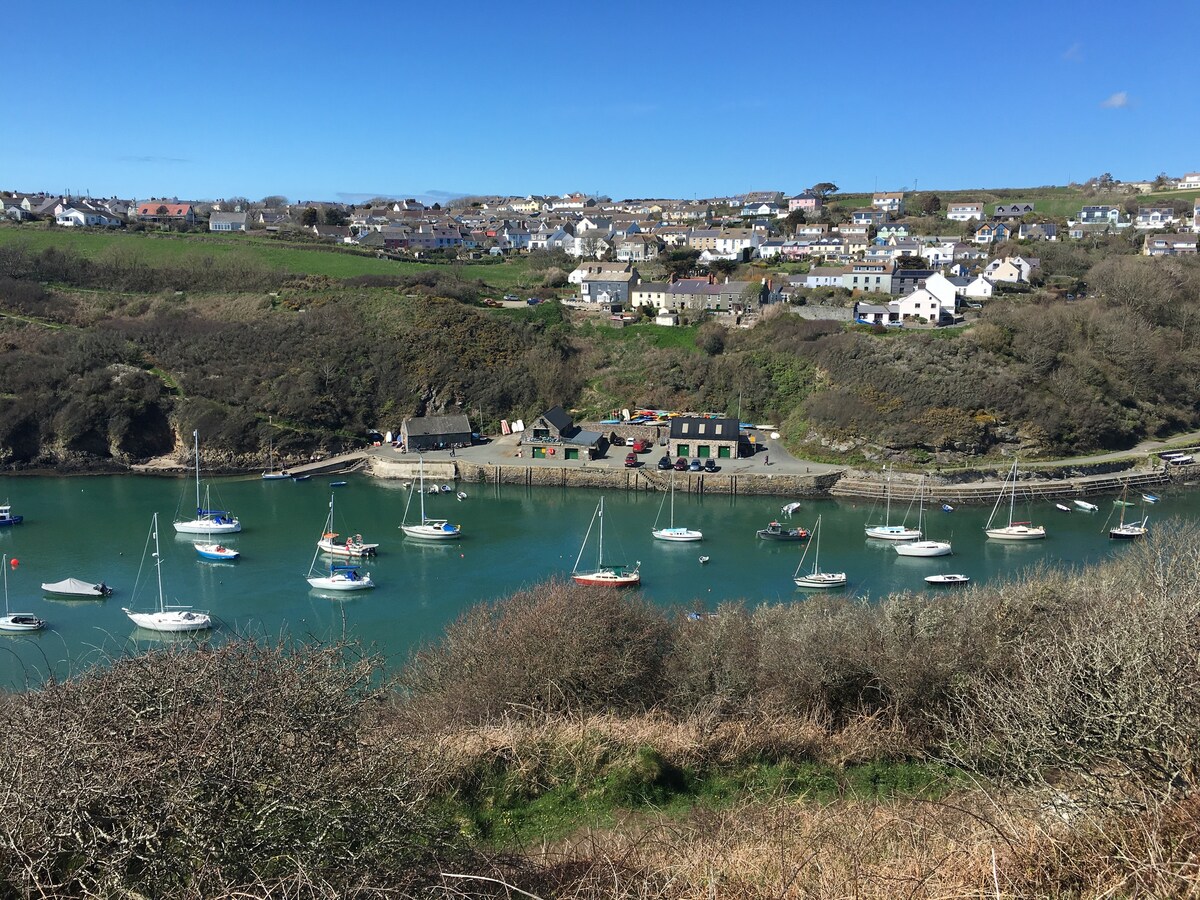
[1100,91,1129,109]
[1062,42,1082,62]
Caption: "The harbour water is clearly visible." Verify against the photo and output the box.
[0,473,1189,688]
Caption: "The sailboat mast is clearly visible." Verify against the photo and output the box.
[153,513,164,613]
[597,497,605,566]
[193,430,201,512]
[1008,461,1017,525]
[419,457,427,524]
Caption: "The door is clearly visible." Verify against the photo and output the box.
[565,448,579,460]
[717,446,731,458]
[697,445,710,458]
[532,447,545,458]
[677,444,689,458]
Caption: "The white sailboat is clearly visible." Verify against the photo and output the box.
[651,473,702,542]
[306,502,375,591]
[573,496,641,587]
[793,515,847,588]
[984,460,1046,541]
[317,492,379,557]
[0,556,46,632]
[895,477,952,557]
[400,457,461,540]
[865,468,921,541]
[1109,487,1149,540]
[262,425,289,480]
[174,430,241,534]
[122,514,212,632]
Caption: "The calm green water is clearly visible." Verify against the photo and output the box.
[0,474,1189,688]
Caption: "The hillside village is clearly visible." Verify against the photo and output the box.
[4,176,1200,330]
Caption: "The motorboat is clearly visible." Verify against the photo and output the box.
[1055,503,1072,512]
[1142,493,1160,504]
[1073,499,1098,512]
[757,521,809,541]
[41,577,114,598]
[780,501,803,516]
[0,504,23,527]
[925,574,970,585]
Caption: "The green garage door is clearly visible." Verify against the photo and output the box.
[697,445,710,458]
[677,444,689,458]
[717,446,731,458]
[565,448,579,460]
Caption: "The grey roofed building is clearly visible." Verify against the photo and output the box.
[666,416,747,460]
[209,211,248,232]
[525,405,608,459]
[400,414,473,451]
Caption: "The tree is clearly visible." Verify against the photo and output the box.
[1153,172,1171,191]
[894,255,928,270]
[261,195,288,209]
[301,207,319,227]
[920,194,942,215]
[810,182,838,199]
[323,207,346,226]
[783,209,806,235]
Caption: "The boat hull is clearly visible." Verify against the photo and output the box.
[895,541,953,557]
[194,543,239,560]
[1073,501,1098,511]
[401,524,461,540]
[985,525,1046,540]
[572,570,641,587]
[317,538,379,557]
[1110,523,1148,540]
[41,578,111,598]
[925,575,970,585]
[0,517,23,527]
[652,528,703,542]
[0,613,46,631]
[865,526,921,541]
[306,575,375,591]
[757,527,808,541]
[122,608,211,632]
[174,518,241,535]
[794,572,847,588]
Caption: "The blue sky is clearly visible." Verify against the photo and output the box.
[5,1,1196,202]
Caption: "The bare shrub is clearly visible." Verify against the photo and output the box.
[0,639,458,897]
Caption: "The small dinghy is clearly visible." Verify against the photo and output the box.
[940,503,954,513]
[1073,500,1098,512]
[330,481,348,487]
[1142,493,1160,504]
[925,574,970,585]
[1055,503,1072,512]
[41,577,114,598]
[780,501,803,516]
[441,484,453,493]
[292,474,311,482]
[456,491,468,501]
[698,555,710,565]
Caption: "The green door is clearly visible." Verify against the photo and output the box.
[717,446,731,458]
[697,445,710,458]
[565,448,579,460]
[532,447,545,458]
[678,444,689,458]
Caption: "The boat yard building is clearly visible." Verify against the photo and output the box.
[667,416,747,460]
[524,405,609,460]
[400,414,473,451]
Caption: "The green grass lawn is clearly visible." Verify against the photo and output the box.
[0,226,534,289]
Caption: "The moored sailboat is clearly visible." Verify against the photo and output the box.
[123,514,212,632]
[174,431,241,535]
[895,478,952,557]
[984,460,1046,541]
[792,515,847,589]
[573,496,640,587]
[652,473,702,542]
[400,458,461,540]
[865,468,921,541]
[317,492,379,557]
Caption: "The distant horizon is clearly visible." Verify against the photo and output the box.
[5,2,1197,202]
[3,177,1181,207]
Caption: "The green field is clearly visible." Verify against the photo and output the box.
[0,226,535,289]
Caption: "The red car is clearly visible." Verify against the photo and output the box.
[624,452,639,467]
[632,439,649,453]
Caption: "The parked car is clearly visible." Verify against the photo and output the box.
[632,439,649,453]
[673,457,688,471]
[624,452,638,468]
[703,459,719,472]
[610,436,625,446]
[503,294,518,301]
[688,459,702,471]
[657,455,672,470]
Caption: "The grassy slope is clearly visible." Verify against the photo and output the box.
[0,226,535,288]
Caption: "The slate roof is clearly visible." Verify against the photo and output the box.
[403,414,471,437]
[668,416,741,441]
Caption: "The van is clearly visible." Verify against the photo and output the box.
[624,452,638,468]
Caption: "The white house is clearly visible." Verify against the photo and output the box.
[964,275,995,298]
[1135,207,1178,230]
[55,205,120,227]
[209,211,248,232]
[946,201,984,221]
[922,241,958,266]
[924,271,969,309]
[803,266,846,288]
[569,261,629,285]
[895,288,951,324]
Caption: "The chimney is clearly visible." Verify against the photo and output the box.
[724,276,729,284]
